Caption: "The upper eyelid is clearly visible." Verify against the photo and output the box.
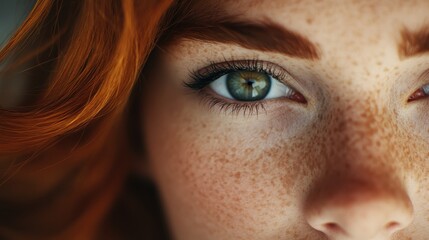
[186,59,294,89]
[198,59,287,79]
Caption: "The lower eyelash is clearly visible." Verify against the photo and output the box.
[198,91,267,117]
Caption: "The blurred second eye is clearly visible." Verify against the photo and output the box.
[209,70,299,102]
[408,84,429,102]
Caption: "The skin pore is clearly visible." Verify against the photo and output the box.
[141,0,429,239]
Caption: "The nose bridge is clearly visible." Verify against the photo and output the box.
[304,96,414,240]
[325,96,394,169]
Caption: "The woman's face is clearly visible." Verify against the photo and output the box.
[141,0,429,239]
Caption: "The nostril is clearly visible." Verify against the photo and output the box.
[323,222,346,235]
[385,221,401,233]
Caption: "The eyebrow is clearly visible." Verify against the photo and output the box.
[398,26,429,59]
[158,6,320,60]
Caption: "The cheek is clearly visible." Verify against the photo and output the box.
[141,78,317,237]
[145,117,300,234]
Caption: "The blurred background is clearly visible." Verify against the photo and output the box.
[0,0,36,108]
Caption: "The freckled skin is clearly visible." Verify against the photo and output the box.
[141,0,429,240]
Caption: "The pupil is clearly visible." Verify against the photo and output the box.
[246,80,255,86]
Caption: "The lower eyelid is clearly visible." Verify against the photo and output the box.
[195,89,267,115]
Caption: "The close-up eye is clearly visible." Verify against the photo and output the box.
[185,60,307,108]
[408,83,429,102]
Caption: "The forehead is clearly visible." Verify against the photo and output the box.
[223,0,429,38]
[224,0,429,20]
[191,0,429,61]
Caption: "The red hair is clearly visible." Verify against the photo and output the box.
[0,0,172,238]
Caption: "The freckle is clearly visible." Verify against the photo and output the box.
[185,125,192,132]
[244,147,254,155]
[250,176,257,185]
[260,131,269,141]
[375,139,381,147]
[365,69,371,77]
[334,95,340,102]
[234,172,241,180]
[306,17,314,25]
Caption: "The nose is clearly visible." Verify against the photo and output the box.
[304,177,413,240]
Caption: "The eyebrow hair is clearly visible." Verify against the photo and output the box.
[398,26,429,59]
[158,2,320,60]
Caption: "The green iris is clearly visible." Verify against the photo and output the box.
[226,71,271,101]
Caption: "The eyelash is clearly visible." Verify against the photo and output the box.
[184,59,289,116]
